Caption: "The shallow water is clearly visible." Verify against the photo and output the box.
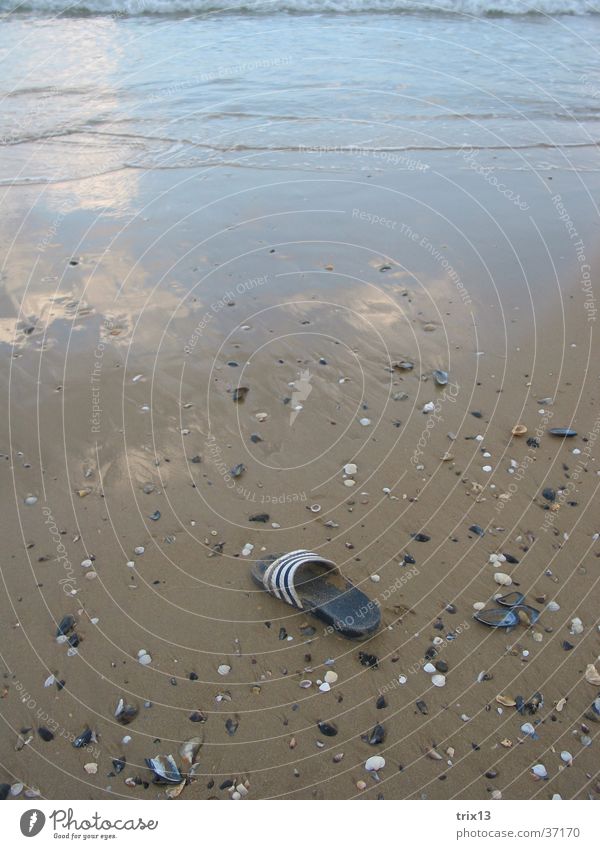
[1,5,600,185]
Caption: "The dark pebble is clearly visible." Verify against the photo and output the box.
[249,513,269,523]
[542,488,556,502]
[376,695,387,709]
[38,727,54,742]
[435,660,449,673]
[416,700,429,715]
[225,718,239,736]
[469,524,485,536]
[412,533,431,542]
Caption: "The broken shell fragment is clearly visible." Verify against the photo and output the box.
[511,424,527,437]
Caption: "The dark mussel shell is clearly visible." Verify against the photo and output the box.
[433,369,449,386]
[232,386,249,402]
[362,723,386,745]
[145,754,182,785]
[548,428,577,437]
[56,614,75,637]
[73,727,93,748]
[230,463,245,478]
[317,721,338,737]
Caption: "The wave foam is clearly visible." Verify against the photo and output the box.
[1,1,598,19]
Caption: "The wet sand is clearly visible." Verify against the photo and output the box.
[1,156,600,800]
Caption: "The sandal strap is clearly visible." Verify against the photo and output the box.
[262,550,337,609]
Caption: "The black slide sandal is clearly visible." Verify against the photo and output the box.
[251,550,380,639]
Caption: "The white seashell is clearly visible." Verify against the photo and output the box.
[521,722,536,736]
[10,783,24,796]
[299,680,312,688]
[218,664,231,676]
[532,763,548,779]
[489,554,499,564]
[473,602,486,611]
[81,559,93,569]
[24,495,38,506]
[494,572,512,586]
[491,790,502,800]
[570,617,584,635]
[422,402,435,413]
[432,636,444,647]
[85,571,97,580]
[324,671,338,684]
[344,479,356,487]
[552,794,562,800]
[84,763,98,774]
[309,504,321,513]
[44,675,55,688]
[398,675,407,684]
[359,417,371,426]
[122,735,132,744]
[138,652,151,666]
[546,601,560,612]
[365,755,385,772]
[370,574,380,583]
[560,751,572,764]
[319,682,331,692]
[126,561,135,568]
[482,465,493,472]
[132,374,143,382]
[432,674,446,687]
[134,546,145,555]
[255,412,268,422]
[242,544,254,556]
[344,463,358,475]
[423,663,436,674]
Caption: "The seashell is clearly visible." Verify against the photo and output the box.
[570,617,584,635]
[81,559,93,569]
[255,412,268,422]
[423,662,436,674]
[145,754,182,785]
[365,755,385,772]
[230,463,245,479]
[473,602,486,611]
[585,663,600,685]
[24,495,38,506]
[431,674,446,688]
[511,424,527,436]
[179,736,203,765]
[359,417,371,426]
[547,601,560,612]
[84,763,98,775]
[362,724,385,745]
[333,752,344,763]
[10,782,24,797]
[356,780,367,791]
[580,734,592,747]
[560,751,573,765]
[422,402,435,413]
[531,763,548,780]
[166,781,186,799]
[134,546,145,555]
[398,675,407,684]
[433,369,449,386]
[138,652,152,666]
[500,738,513,748]
[425,745,442,760]
[319,682,331,692]
[494,572,512,586]
[520,722,537,738]
[555,697,567,712]
[299,680,312,689]
[218,664,231,676]
[115,700,138,725]
[344,479,356,487]
[491,790,502,800]
[225,717,239,736]
[548,428,577,437]
[496,695,516,707]
[73,727,93,748]
[232,386,249,402]
[324,671,338,684]
[309,504,321,513]
[317,721,338,737]
[344,463,357,475]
